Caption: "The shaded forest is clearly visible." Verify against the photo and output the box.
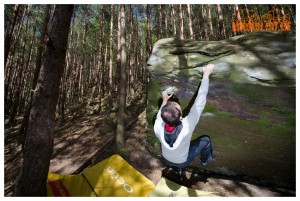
[4,4,296,196]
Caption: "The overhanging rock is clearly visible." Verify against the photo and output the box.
[146,31,296,190]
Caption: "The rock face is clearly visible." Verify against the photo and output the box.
[147,31,295,86]
[146,31,295,190]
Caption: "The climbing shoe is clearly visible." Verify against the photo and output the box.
[171,166,184,176]
[201,161,208,166]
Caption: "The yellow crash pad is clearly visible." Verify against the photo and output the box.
[149,177,219,197]
[47,154,155,197]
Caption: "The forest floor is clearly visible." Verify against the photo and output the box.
[4,96,296,197]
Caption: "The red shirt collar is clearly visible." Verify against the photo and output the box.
[165,124,175,132]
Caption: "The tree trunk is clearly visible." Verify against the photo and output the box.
[116,4,126,150]
[171,4,177,37]
[60,51,72,125]
[79,12,87,101]
[208,5,214,40]
[146,5,152,58]
[202,5,208,41]
[161,4,166,38]
[115,6,122,93]
[256,4,262,21]
[5,4,20,67]
[157,5,161,39]
[129,5,135,97]
[14,5,74,196]
[234,4,242,35]
[155,5,160,41]
[165,5,169,37]
[187,4,194,39]
[97,5,104,112]
[244,5,253,32]
[217,4,226,40]
[109,5,114,96]
[179,4,184,39]
[195,6,202,40]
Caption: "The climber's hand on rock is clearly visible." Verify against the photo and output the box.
[203,64,215,78]
[162,91,172,105]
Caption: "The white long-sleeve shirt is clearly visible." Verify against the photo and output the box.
[154,78,209,164]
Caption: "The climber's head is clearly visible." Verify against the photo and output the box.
[161,101,182,126]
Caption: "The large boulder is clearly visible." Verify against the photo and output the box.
[146,31,295,190]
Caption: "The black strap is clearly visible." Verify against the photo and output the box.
[82,173,98,197]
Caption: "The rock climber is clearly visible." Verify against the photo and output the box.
[154,64,215,174]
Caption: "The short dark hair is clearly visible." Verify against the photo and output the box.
[161,101,182,126]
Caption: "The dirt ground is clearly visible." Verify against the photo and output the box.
[4,105,296,197]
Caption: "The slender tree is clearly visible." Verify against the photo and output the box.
[128,5,135,97]
[187,4,194,39]
[179,4,184,39]
[96,5,104,112]
[115,6,121,91]
[171,4,177,37]
[244,5,253,32]
[146,5,152,58]
[161,4,166,38]
[157,5,161,39]
[116,4,126,150]
[217,4,226,39]
[208,5,214,40]
[109,5,114,96]
[14,5,74,196]
[202,5,209,40]
[234,4,242,35]
[194,6,202,40]
[165,5,169,37]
